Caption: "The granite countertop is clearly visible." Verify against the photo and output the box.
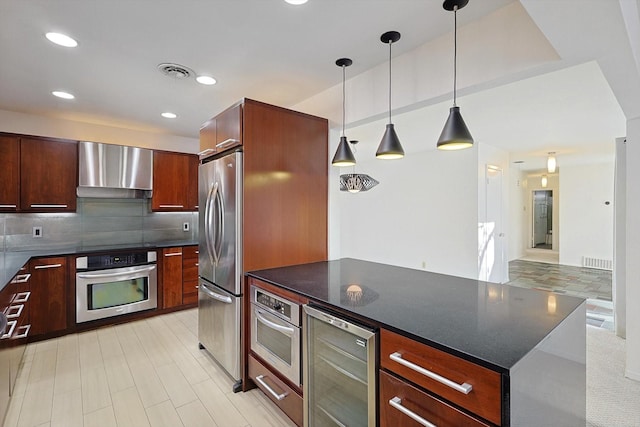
[0,240,197,291]
[247,258,585,373]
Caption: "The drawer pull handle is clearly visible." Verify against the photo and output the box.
[12,274,31,284]
[1,320,17,339]
[5,305,23,319]
[30,204,68,208]
[164,252,183,257]
[197,148,215,157]
[389,397,437,427]
[389,352,473,395]
[15,324,30,339]
[13,291,31,303]
[159,205,184,208]
[255,375,288,401]
[34,263,62,269]
[216,138,239,148]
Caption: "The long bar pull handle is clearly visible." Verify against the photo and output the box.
[255,375,288,401]
[255,309,294,336]
[197,148,215,157]
[34,264,62,270]
[158,204,184,208]
[77,265,155,279]
[0,205,17,208]
[389,397,437,427]
[215,138,239,149]
[164,252,183,257]
[30,204,68,208]
[389,352,473,395]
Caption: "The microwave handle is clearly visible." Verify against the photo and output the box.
[255,308,295,336]
[77,265,155,280]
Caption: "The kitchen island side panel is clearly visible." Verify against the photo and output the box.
[509,302,586,426]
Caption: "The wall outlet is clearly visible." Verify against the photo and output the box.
[183,222,190,232]
[33,226,43,238]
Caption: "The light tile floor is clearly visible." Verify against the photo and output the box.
[4,309,296,427]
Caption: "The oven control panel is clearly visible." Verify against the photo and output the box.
[76,251,157,271]
[251,285,300,326]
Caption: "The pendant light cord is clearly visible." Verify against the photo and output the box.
[388,40,392,123]
[342,65,346,137]
[453,5,458,107]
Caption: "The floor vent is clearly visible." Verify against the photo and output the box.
[582,257,613,271]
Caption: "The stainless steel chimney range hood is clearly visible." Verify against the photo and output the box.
[77,141,153,198]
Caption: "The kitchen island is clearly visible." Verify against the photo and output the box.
[247,258,586,427]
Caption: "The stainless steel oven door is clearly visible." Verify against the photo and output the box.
[76,264,157,323]
[251,303,300,386]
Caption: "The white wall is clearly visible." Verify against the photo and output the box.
[508,166,527,261]
[625,117,640,381]
[0,109,199,153]
[558,162,614,267]
[614,137,626,338]
[336,147,479,279]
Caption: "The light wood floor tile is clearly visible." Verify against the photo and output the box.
[81,367,112,414]
[26,348,56,390]
[97,328,124,360]
[4,392,24,427]
[103,354,135,393]
[128,362,170,408]
[252,389,299,427]
[54,356,81,394]
[111,387,151,427]
[176,400,218,427]
[56,334,79,360]
[17,381,53,427]
[192,379,248,427]
[155,362,198,408]
[146,400,185,427]
[195,354,235,392]
[34,423,50,427]
[51,388,83,427]
[83,406,117,427]
[132,321,173,368]
[172,352,210,385]
[228,388,297,427]
[12,360,32,397]
[78,331,104,372]
[34,338,58,354]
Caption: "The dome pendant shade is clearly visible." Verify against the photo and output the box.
[437,106,474,150]
[376,124,405,159]
[332,136,356,166]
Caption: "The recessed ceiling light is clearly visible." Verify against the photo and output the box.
[45,32,78,48]
[196,75,217,85]
[52,91,75,99]
[284,0,308,4]
[161,112,177,119]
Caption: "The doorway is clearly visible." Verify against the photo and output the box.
[532,190,553,249]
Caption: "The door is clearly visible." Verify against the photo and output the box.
[198,279,241,380]
[480,165,506,283]
[532,190,553,249]
[199,151,242,295]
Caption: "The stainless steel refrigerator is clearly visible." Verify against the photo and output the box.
[198,150,243,392]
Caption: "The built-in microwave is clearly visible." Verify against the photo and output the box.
[250,285,301,386]
[75,251,157,323]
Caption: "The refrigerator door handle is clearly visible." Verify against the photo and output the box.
[200,283,233,304]
[204,182,220,265]
[214,181,225,264]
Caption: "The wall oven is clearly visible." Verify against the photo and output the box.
[250,285,301,386]
[76,251,157,323]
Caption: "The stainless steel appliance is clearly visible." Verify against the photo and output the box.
[250,285,301,386]
[77,141,153,198]
[76,251,157,323]
[198,150,243,392]
[303,305,376,427]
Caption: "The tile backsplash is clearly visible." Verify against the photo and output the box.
[0,198,198,252]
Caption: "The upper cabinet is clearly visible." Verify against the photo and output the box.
[151,151,198,212]
[0,135,20,212]
[1,135,78,213]
[199,103,242,157]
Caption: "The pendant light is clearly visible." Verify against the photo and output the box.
[339,140,380,193]
[331,58,356,167]
[547,152,557,173]
[437,0,474,150]
[376,31,405,159]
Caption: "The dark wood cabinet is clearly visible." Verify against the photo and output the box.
[29,256,68,337]
[152,151,198,212]
[182,245,198,305]
[0,135,20,212]
[161,247,183,308]
[20,137,77,212]
[198,103,242,157]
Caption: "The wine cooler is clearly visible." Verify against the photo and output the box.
[303,305,376,427]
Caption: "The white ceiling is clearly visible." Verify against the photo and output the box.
[0,0,631,171]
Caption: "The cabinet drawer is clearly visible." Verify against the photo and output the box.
[182,262,198,283]
[381,329,502,426]
[182,280,198,305]
[380,370,491,427]
[249,354,302,427]
[182,245,198,260]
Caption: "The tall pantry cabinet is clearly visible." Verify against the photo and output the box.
[200,98,328,392]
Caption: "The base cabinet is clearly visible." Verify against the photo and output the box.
[29,257,67,337]
[248,354,303,427]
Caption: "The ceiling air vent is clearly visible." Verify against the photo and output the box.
[157,63,194,79]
